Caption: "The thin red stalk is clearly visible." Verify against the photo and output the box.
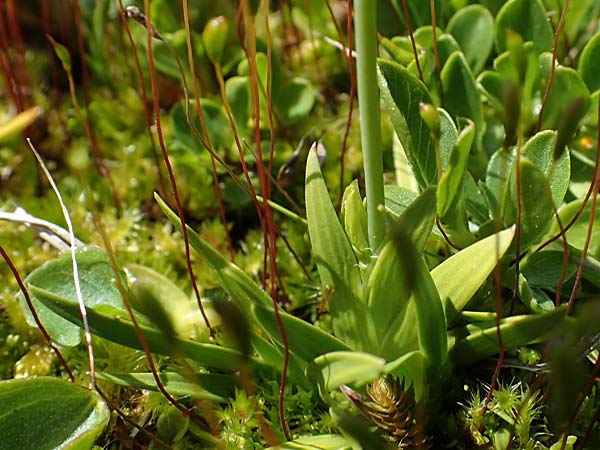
[324,0,356,211]
[400,0,424,83]
[0,5,22,111]
[537,0,570,131]
[264,1,276,198]
[551,200,570,306]
[566,138,600,314]
[565,97,600,312]
[430,0,444,104]
[484,244,506,410]
[92,214,203,425]
[6,0,30,109]
[241,1,290,440]
[117,1,167,200]
[0,246,75,382]
[181,0,234,260]
[141,0,214,338]
[435,216,461,251]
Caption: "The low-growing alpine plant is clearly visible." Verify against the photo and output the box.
[1,0,600,449]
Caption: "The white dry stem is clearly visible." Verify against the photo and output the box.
[26,138,97,387]
[0,207,84,251]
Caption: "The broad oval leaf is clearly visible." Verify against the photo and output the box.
[0,377,109,450]
[447,5,494,75]
[539,66,590,131]
[521,130,570,207]
[503,158,555,247]
[441,51,484,151]
[547,198,600,260]
[21,246,124,347]
[378,59,436,188]
[494,0,553,55]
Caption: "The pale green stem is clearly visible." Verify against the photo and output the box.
[354,0,385,253]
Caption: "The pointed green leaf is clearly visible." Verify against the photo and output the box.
[305,148,376,352]
[450,307,566,365]
[267,434,353,450]
[29,284,246,372]
[307,351,386,392]
[432,227,515,323]
[378,59,437,188]
[386,228,447,370]
[0,378,109,450]
[96,372,234,402]
[341,180,370,262]
[156,194,350,361]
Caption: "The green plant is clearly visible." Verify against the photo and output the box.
[2,1,600,449]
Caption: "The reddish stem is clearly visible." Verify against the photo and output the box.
[400,0,424,83]
[181,0,234,260]
[0,246,75,382]
[537,0,570,131]
[117,1,168,200]
[142,0,214,338]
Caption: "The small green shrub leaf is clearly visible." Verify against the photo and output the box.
[539,66,590,131]
[0,377,109,450]
[447,5,494,74]
[378,59,436,188]
[547,198,600,260]
[503,158,555,247]
[520,131,569,207]
[494,0,553,55]
[441,52,484,150]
